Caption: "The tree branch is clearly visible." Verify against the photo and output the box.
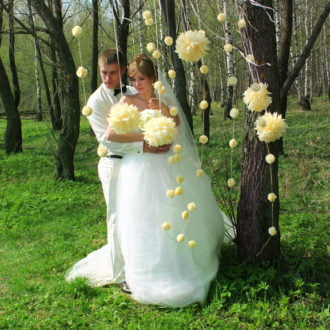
[281,2,330,98]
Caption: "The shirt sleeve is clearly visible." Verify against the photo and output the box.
[87,87,144,156]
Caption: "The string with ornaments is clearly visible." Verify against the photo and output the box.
[142,6,224,262]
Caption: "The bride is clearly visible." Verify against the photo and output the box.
[108,54,227,307]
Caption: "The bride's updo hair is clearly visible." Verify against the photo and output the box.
[128,54,158,81]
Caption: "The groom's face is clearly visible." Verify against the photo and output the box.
[99,62,126,90]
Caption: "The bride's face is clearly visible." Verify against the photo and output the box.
[131,71,154,97]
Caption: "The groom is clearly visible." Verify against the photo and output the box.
[86,48,168,290]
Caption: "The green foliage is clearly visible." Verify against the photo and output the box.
[0,99,329,328]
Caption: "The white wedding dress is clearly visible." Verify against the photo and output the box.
[115,133,226,306]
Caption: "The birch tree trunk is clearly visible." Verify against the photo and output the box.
[223,0,235,120]
[34,39,42,121]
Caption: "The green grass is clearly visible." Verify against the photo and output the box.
[0,97,329,329]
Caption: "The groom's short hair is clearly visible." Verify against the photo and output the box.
[98,48,125,67]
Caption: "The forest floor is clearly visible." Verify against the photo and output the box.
[0,96,329,329]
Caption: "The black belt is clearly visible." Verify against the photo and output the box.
[108,155,123,159]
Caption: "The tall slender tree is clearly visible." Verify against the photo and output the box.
[0,0,22,154]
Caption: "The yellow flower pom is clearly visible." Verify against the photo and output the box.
[267,192,277,202]
[170,107,178,116]
[76,66,88,78]
[228,76,238,86]
[188,240,197,248]
[177,234,185,242]
[268,226,277,236]
[196,169,204,178]
[200,100,209,110]
[159,86,166,95]
[187,202,196,211]
[230,108,239,118]
[228,178,236,188]
[217,13,226,22]
[229,138,238,148]
[144,18,154,26]
[173,144,182,153]
[166,189,175,198]
[146,42,156,53]
[72,25,82,37]
[142,10,152,19]
[81,105,93,116]
[175,30,209,62]
[255,112,288,142]
[176,175,184,184]
[200,65,209,74]
[168,69,176,79]
[167,156,176,164]
[243,83,272,112]
[153,80,163,90]
[108,103,140,134]
[238,19,246,29]
[162,222,171,231]
[199,135,208,144]
[97,145,108,157]
[246,54,255,63]
[265,153,276,164]
[164,36,173,46]
[224,44,233,52]
[181,210,189,220]
[175,186,183,195]
[173,154,182,163]
[152,49,162,59]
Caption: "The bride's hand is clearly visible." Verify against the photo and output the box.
[147,98,162,110]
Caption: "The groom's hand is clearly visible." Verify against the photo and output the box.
[143,142,171,154]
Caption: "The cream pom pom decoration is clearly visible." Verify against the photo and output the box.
[267,192,277,202]
[97,145,108,157]
[268,226,277,236]
[142,10,152,19]
[81,105,92,116]
[229,139,238,148]
[230,108,239,118]
[255,112,288,143]
[227,178,236,188]
[146,42,156,53]
[107,103,140,134]
[144,18,154,26]
[224,44,233,53]
[243,83,272,112]
[200,100,209,110]
[238,19,246,29]
[168,69,176,79]
[177,234,185,242]
[175,30,209,62]
[164,36,173,46]
[199,135,208,144]
[76,66,88,78]
[265,153,276,164]
[143,116,177,147]
[217,13,226,22]
[200,65,209,74]
[228,76,238,86]
[162,222,171,231]
[188,240,197,248]
[152,49,162,59]
[196,169,204,178]
[72,26,82,37]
